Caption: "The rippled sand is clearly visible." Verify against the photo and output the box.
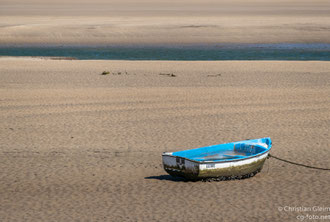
[0,58,329,221]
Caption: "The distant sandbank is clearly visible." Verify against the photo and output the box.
[1,0,330,46]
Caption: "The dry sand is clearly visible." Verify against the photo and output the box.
[0,58,329,221]
[1,0,330,45]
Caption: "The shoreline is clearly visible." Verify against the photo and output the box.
[2,57,330,63]
[3,56,330,62]
[2,42,330,48]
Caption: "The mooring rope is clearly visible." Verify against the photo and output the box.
[268,154,330,171]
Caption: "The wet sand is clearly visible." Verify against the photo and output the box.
[0,58,329,221]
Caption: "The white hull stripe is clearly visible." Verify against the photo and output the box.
[199,152,268,170]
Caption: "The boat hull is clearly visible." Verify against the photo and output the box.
[163,152,269,180]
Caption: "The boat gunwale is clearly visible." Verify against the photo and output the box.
[162,138,272,164]
[162,150,270,164]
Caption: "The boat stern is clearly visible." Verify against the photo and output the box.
[162,153,200,180]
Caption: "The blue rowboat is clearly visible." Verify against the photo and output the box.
[162,137,272,180]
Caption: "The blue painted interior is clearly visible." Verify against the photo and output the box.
[172,138,272,162]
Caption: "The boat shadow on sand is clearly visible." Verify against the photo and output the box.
[145,175,189,182]
[144,174,260,182]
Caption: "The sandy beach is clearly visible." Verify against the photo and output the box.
[1,0,330,221]
[1,0,330,45]
[0,58,329,221]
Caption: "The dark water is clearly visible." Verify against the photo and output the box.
[1,44,330,60]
